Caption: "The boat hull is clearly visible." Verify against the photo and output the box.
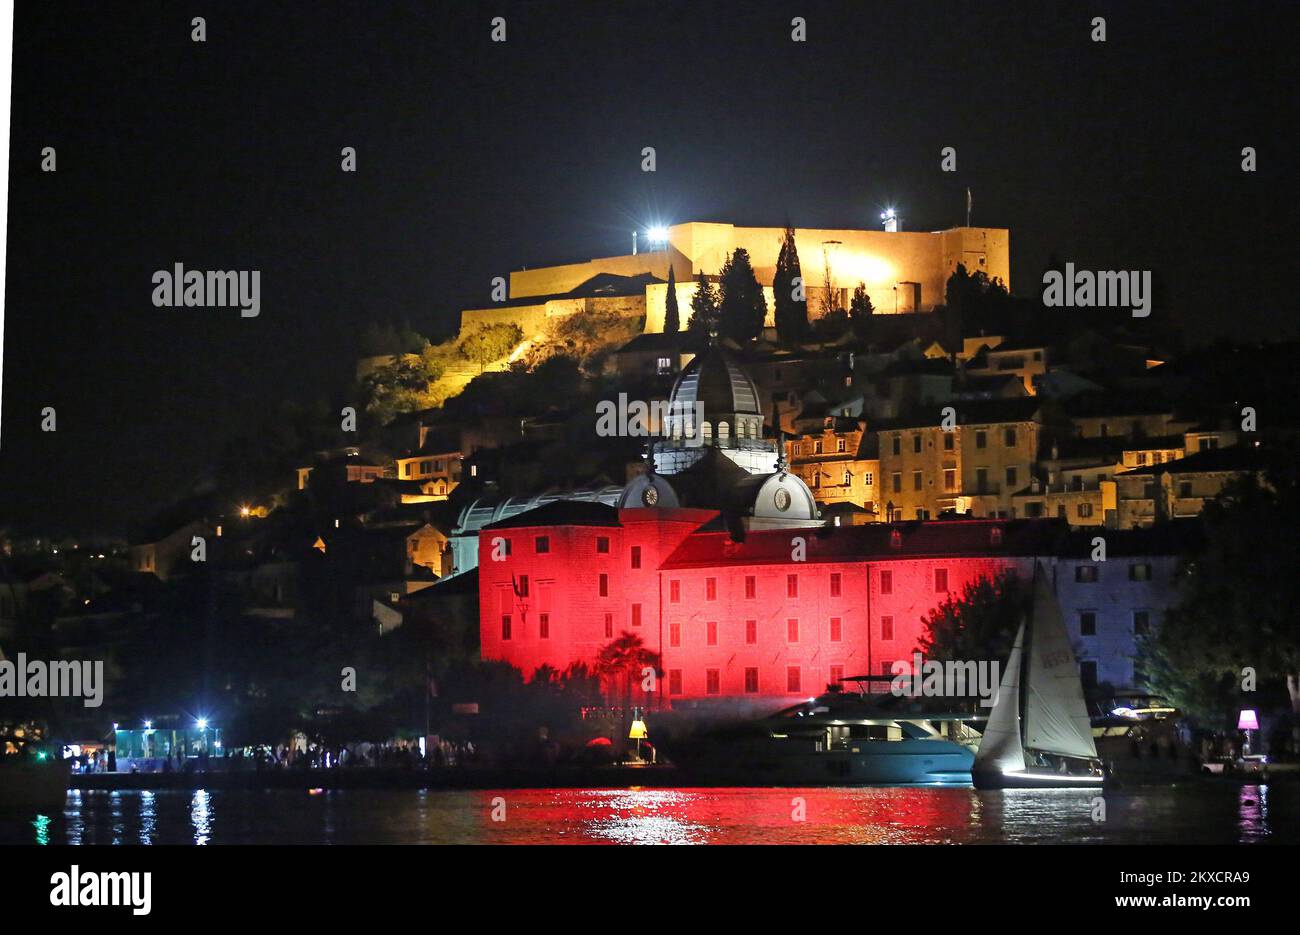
[680,740,975,786]
[972,767,1105,789]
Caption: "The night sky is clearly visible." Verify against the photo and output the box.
[1,1,1292,535]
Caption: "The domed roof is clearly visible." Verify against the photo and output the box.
[668,346,761,418]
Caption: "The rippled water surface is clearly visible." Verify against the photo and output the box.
[1,783,1291,844]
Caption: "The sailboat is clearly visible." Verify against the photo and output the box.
[973,562,1105,788]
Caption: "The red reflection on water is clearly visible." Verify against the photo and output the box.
[466,787,985,845]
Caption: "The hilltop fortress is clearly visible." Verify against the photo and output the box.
[458,221,1010,339]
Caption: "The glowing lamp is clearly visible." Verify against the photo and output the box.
[646,226,669,245]
[196,718,209,730]
[1238,709,1259,731]
[628,719,649,740]
[239,505,251,517]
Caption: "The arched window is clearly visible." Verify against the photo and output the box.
[718,421,730,443]
[702,422,713,444]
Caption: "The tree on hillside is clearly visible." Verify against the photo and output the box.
[820,248,842,320]
[361,340,455,423]
[773,225,808,345]
[917,570,1028,679]
[945,263,1011,325]
[1138,469,1300,735]
[686,271,719,335]
[663,265,680,334]
[459,321,523,373]
[717,248,767,344]
[849,282,875,341]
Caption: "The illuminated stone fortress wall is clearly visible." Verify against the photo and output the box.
[460,221,1010,337]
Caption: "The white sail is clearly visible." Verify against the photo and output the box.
[1024,565,1098,760]
[974,620,1027,774]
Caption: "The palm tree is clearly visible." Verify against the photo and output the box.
[595,632,661,752]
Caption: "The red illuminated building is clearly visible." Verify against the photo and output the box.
[475,343,1074,711]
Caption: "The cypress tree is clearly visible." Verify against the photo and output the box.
[773,225,807,345]
[663,265,680,333]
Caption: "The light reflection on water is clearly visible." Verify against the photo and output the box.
[2,783,1295,845]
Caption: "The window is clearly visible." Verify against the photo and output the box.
[829,665,844,686]
[1006,466,1017,488]
[976,468,988,493]
[744,668,759,694]
[975,431,987,449]
[830,617,843,642]
[1129,562,1151,581]
[535,536,550,553]
[631,603,642,627]
[706,621,718,645]
[1080,660,1098,689]
[501,615,512,640]
[880,570,893,594]
[630,545,641,568]
[598,573,608,597]
[944,433,955,451]
[1133,611,1150,635]
[787,618,799,643]
[786,666,802,693]
[706,577,717,601]
[706,669,721,695]
[657,356,672,375]
[814,439,823,454]
[830,573,842,597]
[1004,427,1017,447]
[402,463,411,477]
[892,435,901,456]
[913,434,922,454]
[880,660,895,676]
[596,537,610,554]
[745,620,757,644]
[837,438,846,453]
[539,613,550,639]
[669,623,681,647]
[1179,481,1193,499]
[843,470,852,486]
[1076,565,1098,583]
[670,580,680,603]
[935,568,948,592]
[1080,612,1096,636]
[1077,502,1094,518]
[881,615,894,640]
[864,472,874,486]
[944,468,956,491]
[517,575,529,597]
[787,574,799,598]
[1135,452,1147,466]
[668,670,683,695]
[744,575,756,599]
[604,613,613,638]
[891,472,902,493]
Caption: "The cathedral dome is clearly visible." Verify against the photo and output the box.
[668,346,762,418]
